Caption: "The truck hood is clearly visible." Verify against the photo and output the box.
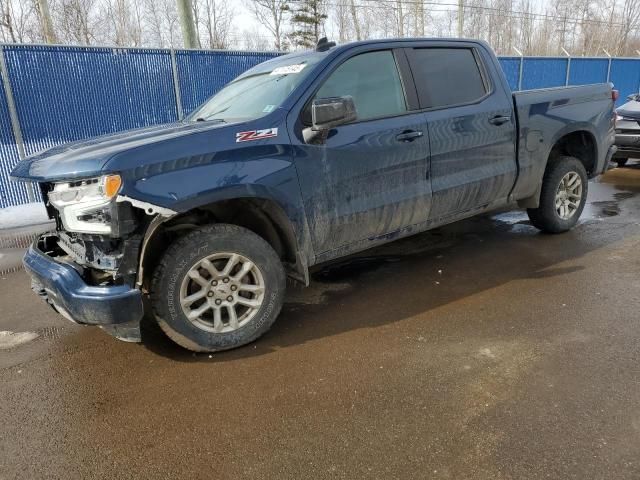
[10,120,236,182]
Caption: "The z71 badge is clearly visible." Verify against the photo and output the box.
[236,128,278,143]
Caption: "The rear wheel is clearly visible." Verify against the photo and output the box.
[150,224,286,352]
[527,156,588,233]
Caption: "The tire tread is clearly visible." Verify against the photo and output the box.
[527,155,588,234]
[149,223,285,352]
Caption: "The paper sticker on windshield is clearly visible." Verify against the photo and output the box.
[236,128,278,143]
[263,104,276,113]
[270,64,306,75]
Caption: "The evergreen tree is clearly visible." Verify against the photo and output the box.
[289,0,327,49]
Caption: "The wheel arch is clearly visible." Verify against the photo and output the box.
[547,128,598,176]
[517,128,598,209]
[137,191,311,290]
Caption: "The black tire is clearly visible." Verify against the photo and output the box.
[150,224,286,352]
[527,156,588,234]
[616,158,629,167]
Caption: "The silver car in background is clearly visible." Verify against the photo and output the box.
[614,94,640,167]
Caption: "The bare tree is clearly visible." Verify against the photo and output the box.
[0,0,18,42]
[248,0,288,50]
[395,0,404,36]
[349,0,361,40]
[240,27,270,50]
[196,0,234,49]
[617,0,640,55]
[412,0,425,36]
[35,0,57,42]
[144,0,181,47]
[177,0,199,47]
[0,0,41,43]
[51,0,99,45]
[332,0,349,42]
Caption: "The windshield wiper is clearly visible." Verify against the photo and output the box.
[195,117,227,123]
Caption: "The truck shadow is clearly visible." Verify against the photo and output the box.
[140,172,640,362]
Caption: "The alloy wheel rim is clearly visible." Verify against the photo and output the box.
[555,171,583,220]
[180,252,265,333]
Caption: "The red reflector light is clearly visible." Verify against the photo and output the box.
[612,89,619,101]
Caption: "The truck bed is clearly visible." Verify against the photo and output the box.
[510,83,615,202]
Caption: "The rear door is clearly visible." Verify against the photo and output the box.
[405,45,517,221]
[290,48,432,257]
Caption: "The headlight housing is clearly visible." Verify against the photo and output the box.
[48,174,122,234]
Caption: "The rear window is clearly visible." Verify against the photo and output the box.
[408,48,488,109]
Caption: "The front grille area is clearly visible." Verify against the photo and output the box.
[38,183,64,231]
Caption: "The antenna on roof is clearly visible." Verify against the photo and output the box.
[316,37,336,52]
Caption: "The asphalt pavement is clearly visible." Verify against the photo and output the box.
[2,165,640,479]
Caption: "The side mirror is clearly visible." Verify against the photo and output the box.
[312,96,357,131]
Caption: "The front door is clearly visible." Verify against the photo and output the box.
[291,49,432,256]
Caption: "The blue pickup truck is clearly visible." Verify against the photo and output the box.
[11,38,617,352]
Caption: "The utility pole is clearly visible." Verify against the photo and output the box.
[36,0,57,44]
[457,0,463,37]
[176,0,200,49]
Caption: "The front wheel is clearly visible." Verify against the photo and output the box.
[527,156,588,233]
[150,224,286,352]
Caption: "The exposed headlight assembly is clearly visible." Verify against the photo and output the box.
[48,174,122,234]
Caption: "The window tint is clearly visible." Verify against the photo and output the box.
[409,48,487,109]
[313,50,407,121]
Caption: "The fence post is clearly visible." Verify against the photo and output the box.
[603,49,612,82]
[170,48,184,121]
[513,47,524,91]
[0,44,35,202]
[561,47,571,86]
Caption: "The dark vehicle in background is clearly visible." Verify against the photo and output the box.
[11,38,617,352]
[614,93,640,167]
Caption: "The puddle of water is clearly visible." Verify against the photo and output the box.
[583,177,640,220]
[590,201,621,217]
[613,191,637,201]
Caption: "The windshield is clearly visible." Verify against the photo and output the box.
[188,54,323,123]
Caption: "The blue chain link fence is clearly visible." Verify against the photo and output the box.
[0,44,638,208]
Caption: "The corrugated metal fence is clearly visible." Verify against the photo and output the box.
[1,44,639,208]
[497,56,640,95]
[0,44,279,208]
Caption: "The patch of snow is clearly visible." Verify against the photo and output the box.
[491,210,529,225]
[0,203,49,230]
[0,331,39,350]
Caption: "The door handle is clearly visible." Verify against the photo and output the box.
[396,130,423,142]
[488,115,511,126]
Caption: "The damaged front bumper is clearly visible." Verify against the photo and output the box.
[24,235,143,326]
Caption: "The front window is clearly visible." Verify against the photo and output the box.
[188,54,323,123]
[313,50,407,121]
